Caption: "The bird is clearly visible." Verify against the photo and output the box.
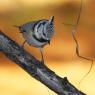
[15,16,54,64]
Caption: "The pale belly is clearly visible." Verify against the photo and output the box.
[22,32,47,48]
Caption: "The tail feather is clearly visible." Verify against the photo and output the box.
[13,25,21,28]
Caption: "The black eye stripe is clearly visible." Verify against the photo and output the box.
[39,22,46,27]
[38,23,42,28]
[43,32,46,36]
[33,34,49,43]
[32,20,45,30]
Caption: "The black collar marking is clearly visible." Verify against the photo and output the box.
[33,34,49,43]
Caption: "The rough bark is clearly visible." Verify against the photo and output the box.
[0,31,86,95]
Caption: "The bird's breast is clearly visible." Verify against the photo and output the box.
[22,31,48,48]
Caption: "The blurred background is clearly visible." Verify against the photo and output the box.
[0,0,95,95]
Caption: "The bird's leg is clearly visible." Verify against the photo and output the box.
[39,48,44,64]
[21,40,26,48]
[0,47,2,51]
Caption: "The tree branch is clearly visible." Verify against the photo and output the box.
[0,31,86,95]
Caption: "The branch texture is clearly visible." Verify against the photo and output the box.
[0,31,86,95]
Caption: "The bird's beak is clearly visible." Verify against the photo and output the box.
[48,40,51,45]
[49,16,54,23]
[13,25,22,33]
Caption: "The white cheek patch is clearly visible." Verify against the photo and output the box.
[38,24,44,35]
[34,24,43,39]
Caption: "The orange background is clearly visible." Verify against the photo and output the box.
[0,0,95,95]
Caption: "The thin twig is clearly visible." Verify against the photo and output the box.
[63,0,94,85]
[72,26,93,85]
[0,31,86,95]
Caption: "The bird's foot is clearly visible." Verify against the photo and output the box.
[19,45,24,49]
[19,41,26,49]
